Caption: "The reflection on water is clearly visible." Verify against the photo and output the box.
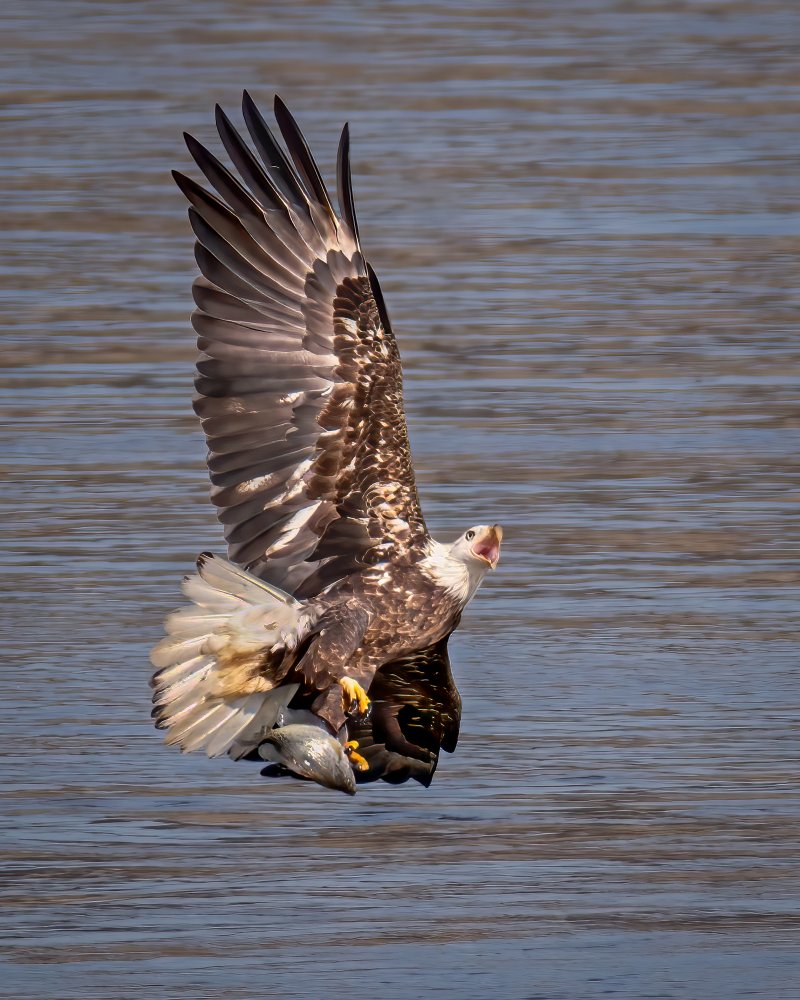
[1,1,799,997]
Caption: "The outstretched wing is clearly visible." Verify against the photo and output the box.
[347,637,462,787]
[174,93,427,597]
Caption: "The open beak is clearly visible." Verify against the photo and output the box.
[471,524,503,569]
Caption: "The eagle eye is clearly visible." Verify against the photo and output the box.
[466,530,475,541]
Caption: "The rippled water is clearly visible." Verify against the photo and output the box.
[2,2,799,997]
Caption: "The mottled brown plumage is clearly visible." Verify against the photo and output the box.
[151,95,502,792]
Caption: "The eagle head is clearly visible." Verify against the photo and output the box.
[454,523,503,570]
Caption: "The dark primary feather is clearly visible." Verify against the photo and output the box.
[273,95,337,224]
[242,90,310,212]
[336,124,360,244]
[347,637,462,787]
[175,94,428,596]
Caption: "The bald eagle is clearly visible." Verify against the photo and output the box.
[150,94,503,794]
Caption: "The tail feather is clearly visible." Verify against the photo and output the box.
[166,702,230,747]
[182,705,251,753]
[150,633,212,670]
[204,693,265,758]
[164,607,228,638]
[194,551,299,606]
[210,685,299,759]
[150,653,213,694]
[151,552,310,759]
[154,680,212,725]
[181,574,244,611]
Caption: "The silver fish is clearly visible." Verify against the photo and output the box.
[259,724,357,795]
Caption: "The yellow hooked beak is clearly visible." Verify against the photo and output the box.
[471,524,503,568]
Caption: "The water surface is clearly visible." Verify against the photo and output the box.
[1,2,799,997]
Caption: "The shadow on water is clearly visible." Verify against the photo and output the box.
[1,1,798,997]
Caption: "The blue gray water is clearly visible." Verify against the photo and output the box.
[1,2,799,998]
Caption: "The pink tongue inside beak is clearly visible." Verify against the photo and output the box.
[473,538,499,566]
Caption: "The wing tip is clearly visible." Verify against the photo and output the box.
[336,122,360,244]
[272,95,335,217]
[241,88,258,118]
[171,167,189,193]
[273,93,289,118]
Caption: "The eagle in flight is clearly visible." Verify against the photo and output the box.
[150,94,502,794]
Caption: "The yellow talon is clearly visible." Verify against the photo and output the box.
[345,740,368,772]
[340,677,370,716]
